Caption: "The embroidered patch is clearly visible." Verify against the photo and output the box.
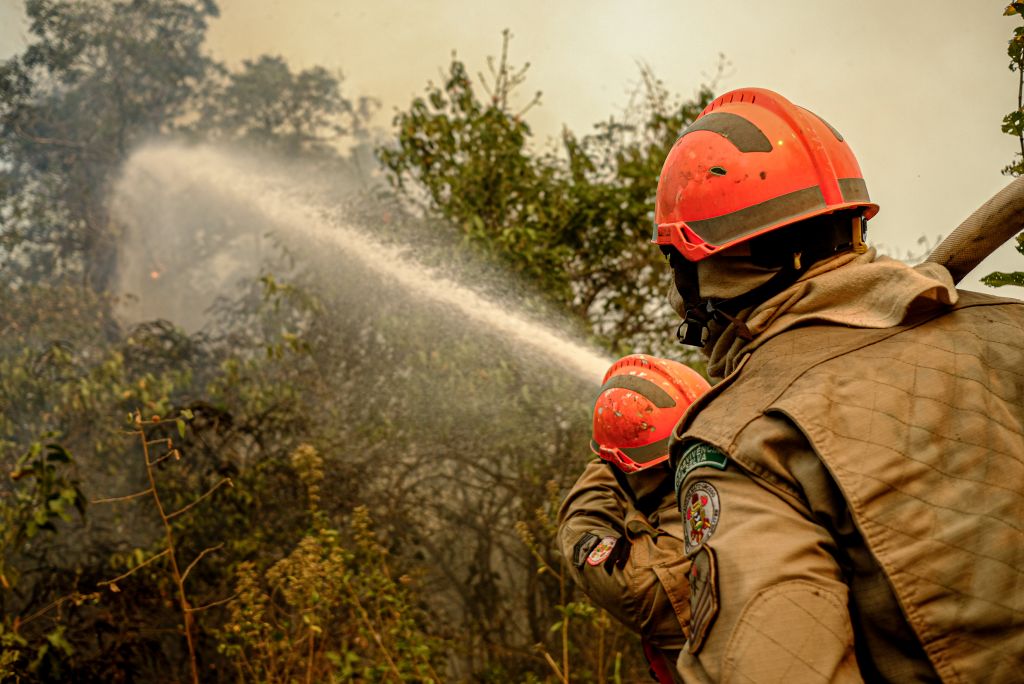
[572,532,601,568]
[675,442,728,494]
[586,536,618,566]
[683,481,721,555]
[686,546,719,654]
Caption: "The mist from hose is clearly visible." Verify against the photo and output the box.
[111,143,611,383]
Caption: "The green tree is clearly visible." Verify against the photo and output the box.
[0,0,220,290]
[196,55,376,156]
[989,3,1024,288]
[379,31,714,356]
[0,2,398,680]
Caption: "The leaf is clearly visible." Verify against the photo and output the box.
[981,270,1024,287]
[176,419,186,439]
[45,443,71,463]
[108,582,121,593]
[46,626,74,656]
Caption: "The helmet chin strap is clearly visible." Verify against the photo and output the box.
[673,213,867,348]
[677,266,800,346]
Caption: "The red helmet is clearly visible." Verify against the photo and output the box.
[591,354,710,473]
[652,88,878,262]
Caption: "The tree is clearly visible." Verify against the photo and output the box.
[379,31,715,357]
[988,3,1024,288]
[0,0,220,291]
[195,55,376,156]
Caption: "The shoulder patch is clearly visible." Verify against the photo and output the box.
[586,536,618,566]
[675,442,728,493]
[682,480,721,554]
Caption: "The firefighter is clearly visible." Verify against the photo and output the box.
[558,354,710,683]
[652,87,1024,682]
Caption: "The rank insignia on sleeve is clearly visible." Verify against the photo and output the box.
[586,536,618,566]
[572,532,601,568]
[686,545,719,654]
[683,481,721,555]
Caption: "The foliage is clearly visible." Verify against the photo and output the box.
[990,4,1024,287]
[0,441,87,681]
[1,2,703,680]
[218,447,444,682]
[379,30,714,356]
[982,232,1024,287]
[0,0,367,291]
[1003,3,1024,177]
[2,442,84,589]
[0,0,220,290]
[195,55,377,155]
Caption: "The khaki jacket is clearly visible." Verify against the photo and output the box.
[674,290,1024,682]
[558,460,691,656]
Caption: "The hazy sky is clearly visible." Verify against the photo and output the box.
[2,0,1022,296]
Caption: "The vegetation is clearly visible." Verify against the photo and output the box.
[379,30,713,356]
[0,2,706,681]
[989,3,1024,288]
[3,2,1019,682]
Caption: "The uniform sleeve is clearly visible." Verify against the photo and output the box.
[674,414,865,683]
[558,460,688,649]
[557,459,627,545]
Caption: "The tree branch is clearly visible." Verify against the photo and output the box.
[166,478,232,519]
[181,543,224,583]
[98,548,171,587]
[92,487,153,504]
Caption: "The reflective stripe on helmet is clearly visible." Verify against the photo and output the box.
[653,88,878,261]
[591,355,711,474]
[686,186,826,246]
[596,374,677,409]
[678,112,773,153]
[619,436,672,463]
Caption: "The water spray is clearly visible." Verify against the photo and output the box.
[113,143,612,383]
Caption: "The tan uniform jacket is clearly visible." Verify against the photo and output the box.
[672,291,1024,683]
[558,460,691,663]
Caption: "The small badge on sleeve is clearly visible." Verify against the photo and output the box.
[572,532,601,568]
[586,536,618,566]
[683,481,721,555]
[675,442,728,494]
[686,545,719,654]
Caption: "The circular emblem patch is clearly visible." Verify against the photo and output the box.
[683,481,721,554]
[586,536,618,566]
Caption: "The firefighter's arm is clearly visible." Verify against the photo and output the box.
[557,460,686,645]
[674,415,864,683]
[557,459,629,569]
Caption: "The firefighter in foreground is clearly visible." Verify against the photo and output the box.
[653,87,1024,682]
[558,354,710,683]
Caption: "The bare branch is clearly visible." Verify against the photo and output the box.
[98,548,171,587]
[17,591,98,628]
[166,478,232,520]
[150,449,181,466]
[181,543,224,584]
[92,487,153,505]
[542,650,566,683]
[186,593,237,613]
[13,124,87,148]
